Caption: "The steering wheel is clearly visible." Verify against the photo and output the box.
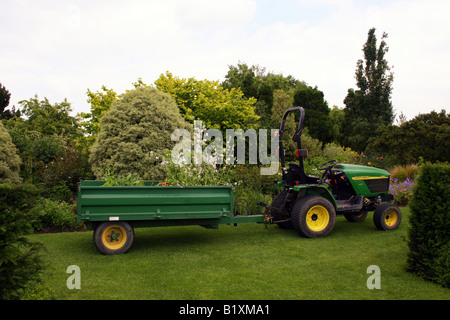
[318,159,338,180]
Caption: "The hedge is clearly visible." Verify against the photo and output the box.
[0,183,44,299]
[407,163,450,288]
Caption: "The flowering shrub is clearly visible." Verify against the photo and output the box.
[29,198,83,231]
[164,150,236,187]
[389,178,416,205]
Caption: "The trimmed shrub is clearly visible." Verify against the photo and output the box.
[407,163,450,288]
[0,183,44,299]
[0,121,22,184]
[90,87,191,181]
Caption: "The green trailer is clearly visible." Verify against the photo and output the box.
[77,180,266,254]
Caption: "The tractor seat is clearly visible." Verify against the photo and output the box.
[288,163,320,184]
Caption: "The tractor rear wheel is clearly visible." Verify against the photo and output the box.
[291,196,336,238]
[373,203,402,230]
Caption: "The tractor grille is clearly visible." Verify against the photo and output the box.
[364,178,390,193]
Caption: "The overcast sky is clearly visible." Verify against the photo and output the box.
[1,0,449,121]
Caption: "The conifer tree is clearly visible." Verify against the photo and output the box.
[341,28,394,152]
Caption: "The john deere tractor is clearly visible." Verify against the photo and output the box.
[262,106,401,238]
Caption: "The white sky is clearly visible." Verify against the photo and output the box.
[1,0,449,121]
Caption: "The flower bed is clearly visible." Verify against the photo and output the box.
[389,177,416,206]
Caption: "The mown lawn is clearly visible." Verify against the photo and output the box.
[27,206,449,300]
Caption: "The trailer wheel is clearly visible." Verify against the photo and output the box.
[291,196,336,238]
[373,203,402,231]
[93,222,134,255]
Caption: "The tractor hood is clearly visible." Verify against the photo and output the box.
[334,164,390,197]
[334,164,390,179]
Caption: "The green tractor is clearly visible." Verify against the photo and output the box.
[261,106,401,238]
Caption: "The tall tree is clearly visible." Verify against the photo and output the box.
[0,83,11,117]
[341,28,394,152]
[293,85,334,144]
[0,83,20,120]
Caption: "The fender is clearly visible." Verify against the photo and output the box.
[292,184,337,210]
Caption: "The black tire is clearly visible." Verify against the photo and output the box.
[93,222,135,255]
[291,196,336,238]
[271,190,294,229]
[373,203,402,231]
[344,210,368,222]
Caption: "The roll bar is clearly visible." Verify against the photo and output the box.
[278,106,305,168]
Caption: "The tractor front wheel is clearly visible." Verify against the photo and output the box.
[373,203,402,230]
[291,196,336,238]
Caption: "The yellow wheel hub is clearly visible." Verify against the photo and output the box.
[384,210,398,227]
[306,205,330,232]
[102,225,127,250]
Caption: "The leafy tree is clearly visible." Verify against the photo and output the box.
[155,71,259,130]
[293,85,334,144]
[4,96,84,185]
[368,110,450,165]
[222,63,307,128]
[78,78,151,147]
[89,86,191,180]
[341,28,394,152]
[18,95,82,140]
[77,86,119,147]
[0,121,22,184]
[329,106,345,142]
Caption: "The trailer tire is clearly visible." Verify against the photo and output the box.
[291,196,336,238]
[373,203,402,231]
[93,222,134,255]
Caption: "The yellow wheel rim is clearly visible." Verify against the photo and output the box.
[384,210,398,227]
[306,205,330,232]
[102,225,127,250]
